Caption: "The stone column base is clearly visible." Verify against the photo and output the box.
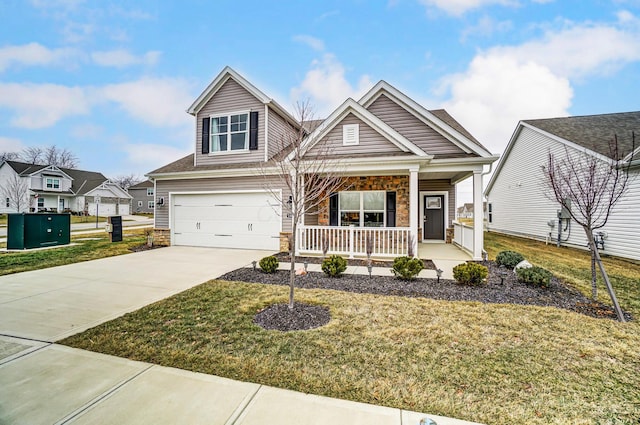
[153,228,171,246]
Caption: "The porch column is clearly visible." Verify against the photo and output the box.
[472,170,483,260]
[409,166,419,256]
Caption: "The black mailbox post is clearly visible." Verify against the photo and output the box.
[108,215,123,242]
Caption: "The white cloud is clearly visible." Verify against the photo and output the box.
[461,15,513,41]
[0,82,90,128]
[293,35,325,52]
[0,42,77,72]
[100,77,194,127]
[290,54,373,117]
[488,20,640,78]
[418,0,515,16]
[0,137,26,153]
[440,54,573,154]
[91,49,161,68]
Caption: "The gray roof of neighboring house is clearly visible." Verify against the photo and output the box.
[128,180,154,189]
[4,160,109,195]
[523,111,640,159]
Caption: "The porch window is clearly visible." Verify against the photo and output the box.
[37,198,44,208]
[210,112,249,152]
[339,191,385,227]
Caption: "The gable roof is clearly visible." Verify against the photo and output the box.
[128,180,154,189]
[486,111,640,196]
[2,160,109,195]
[523,111,639,160]
[359,81,493,157]
[298,98,430,160]
[186,66,299,128]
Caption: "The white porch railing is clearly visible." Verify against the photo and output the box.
[296,225,411,258]
[453,221,474,253]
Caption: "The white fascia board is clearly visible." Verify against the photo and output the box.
[359,81,493,157]
[187,66,270,115]
[295,98,427,161]
[31,165,74,180]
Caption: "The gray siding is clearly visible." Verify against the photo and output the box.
[307,113,404,157]
[130,188,154,213]
[419,179,456,226]
[195,78,265,166]
[268,108,297,160]
[486,126,640,261]
[368,94,466,157]
[155,175,290,231]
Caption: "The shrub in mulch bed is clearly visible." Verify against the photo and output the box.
[273,252,436,270]
[218,260,633,321]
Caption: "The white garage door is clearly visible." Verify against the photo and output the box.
[172,192,281,250]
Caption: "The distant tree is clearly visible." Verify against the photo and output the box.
[0,151,19,162]
[1,174,30,212]
[543,133,635,322]
[19,145,79,168]
[111,174,142,190]
[259,100,346,310]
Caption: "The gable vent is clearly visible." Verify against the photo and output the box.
[343,124,359,146]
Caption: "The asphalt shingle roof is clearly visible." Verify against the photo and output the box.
[524,111,640,160]
[4,160,108,195]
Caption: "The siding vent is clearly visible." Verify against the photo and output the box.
[343,124,359,146]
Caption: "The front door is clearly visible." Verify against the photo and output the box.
[423,195,444,240]
[58,198,64,212]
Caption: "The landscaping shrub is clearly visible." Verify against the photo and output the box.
[495,250,525,268]
[322,255,347,277]
[517,266,553,288]
[453,262,488,286]
[259,255,279,274]
[391,256,424,280]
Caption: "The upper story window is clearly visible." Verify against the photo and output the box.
[211,112,249,153]
[46,178,60,189]
[147,188,154,197]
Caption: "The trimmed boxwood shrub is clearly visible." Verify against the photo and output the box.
[495,250,525,268]
[453,262,488,286]
[322,255,347,277]
[516,266,553,288]
[391,256,424,280]
[259,255,279,274]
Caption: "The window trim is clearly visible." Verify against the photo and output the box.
[147,188,154,197]
[45,177,60,189]
[209,110,250,154]
[148,201,155,209]
[37,197,45,208]
[137,201,143,207]
[338,190,385,227]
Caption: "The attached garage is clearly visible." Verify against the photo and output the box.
[171,192,281,250]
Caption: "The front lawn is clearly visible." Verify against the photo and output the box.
[62,272,640,423]
[0,228,151,276]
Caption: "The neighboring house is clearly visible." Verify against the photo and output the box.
[485,111,640,261]
[128,180,155,213]
[456,202,487,219]
[147,67,498,259]
[0,160,132,216]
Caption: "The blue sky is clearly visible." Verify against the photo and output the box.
[1,0,639,203]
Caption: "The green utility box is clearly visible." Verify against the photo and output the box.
[7,213,71,250]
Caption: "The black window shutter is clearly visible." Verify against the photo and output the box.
[202,117,210,154]
[386,191,396,227]
[329,193,338,226]
[249,111,259,150]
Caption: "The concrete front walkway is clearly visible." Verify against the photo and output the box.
[0,246,482,425]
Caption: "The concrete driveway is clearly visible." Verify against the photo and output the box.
[0,246,271,342]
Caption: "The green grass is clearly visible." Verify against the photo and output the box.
[0,214,109,225]
[484,232,640,318]
[0,229,149,276]
[62,280,640,425]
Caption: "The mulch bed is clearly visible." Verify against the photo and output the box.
[273,252,436,270]
[218,260,633,330]
[254,303,331,331]
[129,244,165,253]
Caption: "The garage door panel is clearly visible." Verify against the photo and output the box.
[171,193,281,250]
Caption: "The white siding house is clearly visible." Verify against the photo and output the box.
[485,112,640,262]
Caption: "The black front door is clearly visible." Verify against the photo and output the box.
[423,195,444,240]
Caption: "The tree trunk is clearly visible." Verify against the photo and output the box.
[289,223,297,310]
[590,249,597,300]
[584,227,626,322]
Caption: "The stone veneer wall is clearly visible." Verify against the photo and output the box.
[317,175,410,226]
[152,228,171,246]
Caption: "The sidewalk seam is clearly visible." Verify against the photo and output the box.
[55,364,154,425]
[225,384,263,425]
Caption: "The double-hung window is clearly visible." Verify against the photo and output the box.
[210,112,249,152]
[147,188,154,197]
[148,201,155,209]
[46,178,60,189]
[339,191,385,227]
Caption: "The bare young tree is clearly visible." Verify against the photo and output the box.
[1,174,30,213]
[111,174,142,190]
[20,146,43,164]
[19,145,79,168]
[543,133,635,322]
[259,101,347,310]
[0,151,19,162]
